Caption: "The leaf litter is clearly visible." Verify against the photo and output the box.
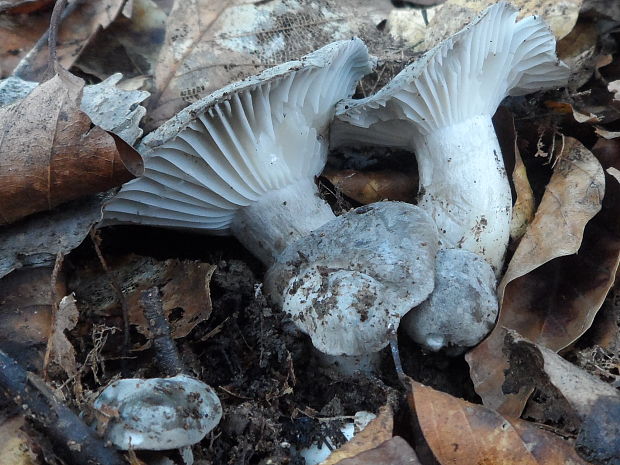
[0,0,619,464]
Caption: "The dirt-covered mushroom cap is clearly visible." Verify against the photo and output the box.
[93,375,222,450]
[265,202,438,356]
[403,248,498,353]
[334,2,569,273]
[102,39,371,266]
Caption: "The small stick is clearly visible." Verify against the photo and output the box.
[387,324,409,389]
[140,287,185,376]
[12,0,80,80]
[0,350,126,465]
[43,251,64,378]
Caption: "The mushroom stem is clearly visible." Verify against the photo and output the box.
[231,178,335,266]
[414,115,511,273]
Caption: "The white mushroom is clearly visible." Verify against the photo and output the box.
[402,248,498,354]
[334,2,569,273]
[265,201,438,373]
[92,375,222,450]
[102,39,371,266]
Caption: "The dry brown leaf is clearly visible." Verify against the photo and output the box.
[146,0,396,129]
[0,69,135,226]
[321,406,393,465]
[46,294,79,378]
[467,137,610,416]
[510,140,535,241]
[500,328,619,430]
[323,169,418,205]
[333,437,421,465]
[557,20,600,90]
[1,0,125,80]
[424,0,582,49]
[0,416,39,465]
[70,255,215,343]
[0,267,56,373]
[408,380,590,465]
[131,260,216,339]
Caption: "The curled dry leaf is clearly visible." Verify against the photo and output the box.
[322,169,418,205]
[557,20,600,90]
[321,406,393,465]
[333,437,421,465]
[0,70,136,226]
[45,294,79,379]
[424,0,582,49]
[2,0,125,80]
[70,255,215,344]
[510,138,535,242]
[467,137,611,417]
[146,0,396,129]
[500,328,619,431]
[408,380,590,465]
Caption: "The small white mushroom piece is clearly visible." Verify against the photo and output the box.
[101,39,371,266]
[265,202,438,373]
[92,374,222,450]
[402,248,498,354]
[334,1,569,273]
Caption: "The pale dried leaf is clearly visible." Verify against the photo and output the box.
[48,295,80,378]
[596,128,620,139]
[409,381,590,465]
[509,144,535,241]
[424,0,582,49]
[608,80,620,101]
[607,166,620,182]
[557,20,599,90]
[499,137,604,303]
[0,70,135,225]
[0,194,108,279]
[333,437,421,465]
[81,73,150,146]
[321,406,393,465]
[147,0,395,129]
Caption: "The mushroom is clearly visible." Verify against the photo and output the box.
[402,248,498,354]
[265,201,438,374]
[92,374,222,450]
[334,1,569,273]
[102,39,372,266]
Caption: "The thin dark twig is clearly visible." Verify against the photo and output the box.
[387,323,409,390]
[48,0,69,72]
[0,350,126,465]
[90,230,131,373]
[141,287,185,376]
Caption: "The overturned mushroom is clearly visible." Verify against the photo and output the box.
[265,202,438,373]
[93,374,222,450]
[334,1,569,273]
[102,39,371,266]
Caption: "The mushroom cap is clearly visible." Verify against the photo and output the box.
[265,201,438,356]
[102,39,371,233]
[93,375,222,450]
[402,248,498,353]
[334,1,569,143]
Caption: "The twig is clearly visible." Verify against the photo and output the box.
[140,287,185,376]
[12,0,80,80]
[90,230,131,374]
[387,323,409,390]
[0,350,126,465]
[47,0,69,72]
